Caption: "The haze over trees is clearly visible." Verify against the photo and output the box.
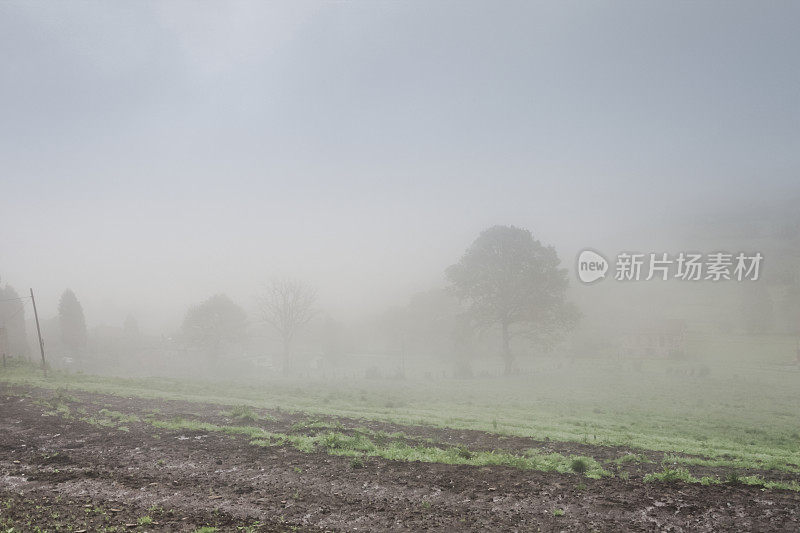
[182,294,248,363]
[0,278,29,359]
[446,225,577,374]
[258,279,317,376]
[58,289,87,358]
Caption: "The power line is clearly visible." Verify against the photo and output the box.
[0,296,31,303]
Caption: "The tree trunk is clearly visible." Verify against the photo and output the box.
[282,336,291,377]
[501,321,514,375]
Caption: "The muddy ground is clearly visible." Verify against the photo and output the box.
[1,384,799,532]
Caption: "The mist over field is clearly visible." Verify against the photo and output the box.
[1,2,799,531]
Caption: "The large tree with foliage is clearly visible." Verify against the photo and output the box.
[182,294,248,362]
[58,289,87,356]
[445,225,577,374]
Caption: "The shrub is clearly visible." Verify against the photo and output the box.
[570,458,588,474]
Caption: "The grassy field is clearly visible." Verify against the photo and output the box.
[3,342,800,531]
[2,335,799,478]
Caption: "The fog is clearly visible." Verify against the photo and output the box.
[1,1,799,379]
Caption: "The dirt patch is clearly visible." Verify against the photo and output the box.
[2,384,799,531]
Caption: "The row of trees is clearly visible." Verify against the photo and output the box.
[5,225,579,376]
[182,279,317,375]
[0,281,88,363]
[181,225,578,376]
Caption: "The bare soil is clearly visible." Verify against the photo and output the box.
[1,384,799,532]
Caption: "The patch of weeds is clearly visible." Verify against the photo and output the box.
[53,388,78,404]
[350,457,365,469]
[81,416,116,428]
[725,472,741,484]
[613,453,649,465]
[137,515,153,526]
[43,402,71,419]
[320,432,376,455]
[151,418,218,432]
[194,528,218,533]
[452,446,473,460]
[290,417,327,432]
[643,467,699,484]
[570,458,588,474]
[224,405,260,422]
[553,508,565,517]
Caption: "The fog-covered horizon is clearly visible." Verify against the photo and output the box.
[2,1,799,333]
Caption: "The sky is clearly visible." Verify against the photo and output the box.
[1,1,798,331]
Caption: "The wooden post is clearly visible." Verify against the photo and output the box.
[30,288,47,376]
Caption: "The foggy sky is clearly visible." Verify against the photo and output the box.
[1,1,798,331]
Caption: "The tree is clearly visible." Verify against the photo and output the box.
[182,294,248,362]
[445,225,577,374]
[0,279,29,359]
[258,279,317,375]
[58,289,87,356]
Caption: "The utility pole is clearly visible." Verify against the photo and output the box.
[30,288,47,376]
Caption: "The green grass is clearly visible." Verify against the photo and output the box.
[224,404,271,422]
[255,430,611,477]
[642,466,800,491]
[120,411,612,477]
[3,342,800,479]
[644,467,700,484]
[98,408,140,424]
[661,453,799,474]
[612,453,651,465]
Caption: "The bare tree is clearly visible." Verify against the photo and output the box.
[258,279,317,375]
